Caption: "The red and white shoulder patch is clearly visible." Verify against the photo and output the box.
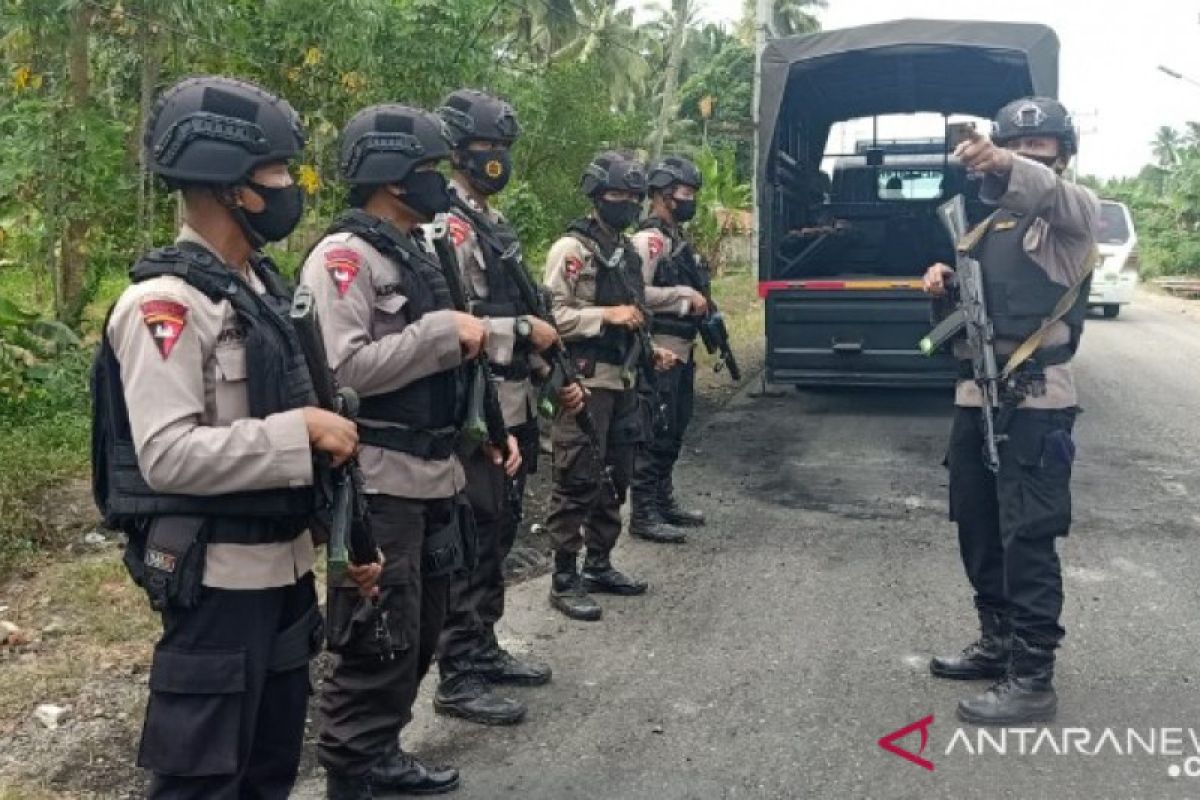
[647,232,664,261]
[447,214,471,248]
[140,299,188,360]
[564,255,584,280]
[324,247,362,297]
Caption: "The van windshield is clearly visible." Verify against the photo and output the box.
[1098,202,1131,245]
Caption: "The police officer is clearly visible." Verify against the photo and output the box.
[429,88,579,724]
[543,151,682,621]
[629,156,712,544]
[94,75,377,799]
[301,104,484,798]
[922,97,1098,725]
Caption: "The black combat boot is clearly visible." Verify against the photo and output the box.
[369,742,460,795]
[629,492,688,544]
[930,611,1011,680]
[582,550,648,596]
[473,642,553,686]
[434,670,527,725]
[549,551,602,621]
[957,636,1057,725]
[327,771,373,800]
[658,477,705,528]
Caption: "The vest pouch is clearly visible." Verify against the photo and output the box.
[140,516,209,611]
[422,507,467,578]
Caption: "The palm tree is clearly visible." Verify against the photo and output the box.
[647,0,699,160]
[773,0,825,36]
[550,0,652,113]
[738,0,825,41]
[1152,126,1182,167]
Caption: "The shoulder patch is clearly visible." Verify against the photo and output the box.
[648,232,665,261]
[448,214,471,248]
[140,299,188,360]
[565,255,585,280]
[324,247,362,297]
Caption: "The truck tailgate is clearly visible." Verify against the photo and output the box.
[760,279,958,387]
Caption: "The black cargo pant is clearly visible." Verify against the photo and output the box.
[440,420,541,676]
[546,387,642,555]
[632,356,695,506]
[318,495,456,776]
[947,406,1077,649]
[141,574,320,800]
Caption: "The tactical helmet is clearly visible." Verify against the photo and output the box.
[580,151,648,198]
[437,89,521,148]
[991,96,1077,156]
[338,104,451,185]
[144,75,305,188]
[648,155,703,192]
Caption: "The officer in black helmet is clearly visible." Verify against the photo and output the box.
[628,156,712,544]
[542,151,680,621]
[300,104,487,798]
[93,74,377,798]
[429,88,583,724]
[922,96,1099,725]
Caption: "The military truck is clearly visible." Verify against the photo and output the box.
[756,19,1061,387]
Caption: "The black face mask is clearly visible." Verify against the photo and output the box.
[596,198,641,231]
[400,170,453,221]
[463,149,512,195]
[671,197,697,224]
[233,181,304,248]
[1017,151,1062,171]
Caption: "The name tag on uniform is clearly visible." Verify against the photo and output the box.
[993,220,1018,231]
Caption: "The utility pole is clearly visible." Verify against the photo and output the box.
[751,0,773,279]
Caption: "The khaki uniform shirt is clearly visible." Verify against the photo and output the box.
[430,178,528,428]
[630,224,700,361]
[955,156,1100,410]
[544,220,693,391]
[107,225,315,590]
[299,226,466,499]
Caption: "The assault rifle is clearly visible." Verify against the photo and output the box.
[673,243,741,382]
[447,198,618,502]
[289,286,379,576]
[919,195,1004,473]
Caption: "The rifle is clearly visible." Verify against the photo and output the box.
[448,198,619,502]
[590,242,668,435]
[425,220,511,460]
[919,195,1004,473]
[673,242,741,382]
[289,286,379,577]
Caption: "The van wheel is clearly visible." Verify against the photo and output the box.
[1103,304,1120,318]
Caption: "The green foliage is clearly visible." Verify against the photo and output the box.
[690,146,751,271]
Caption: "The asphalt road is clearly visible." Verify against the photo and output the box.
[296,289,1200,800]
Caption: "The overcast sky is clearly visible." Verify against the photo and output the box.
[693,0,1200,178]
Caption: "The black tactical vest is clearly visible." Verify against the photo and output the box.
[639,216,705,340]
[563,217,644,367]
[91,243,315,541]
[324,211,466,457]
[971,208,1090,365]
[448,207,533,381]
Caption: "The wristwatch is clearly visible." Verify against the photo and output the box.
[514,315,533,342]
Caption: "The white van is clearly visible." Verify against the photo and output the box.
[1088,200,1138,318]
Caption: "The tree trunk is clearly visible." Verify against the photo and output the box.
[137,9,164,250]
[648,0,690,162]
[57,3,94,326]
